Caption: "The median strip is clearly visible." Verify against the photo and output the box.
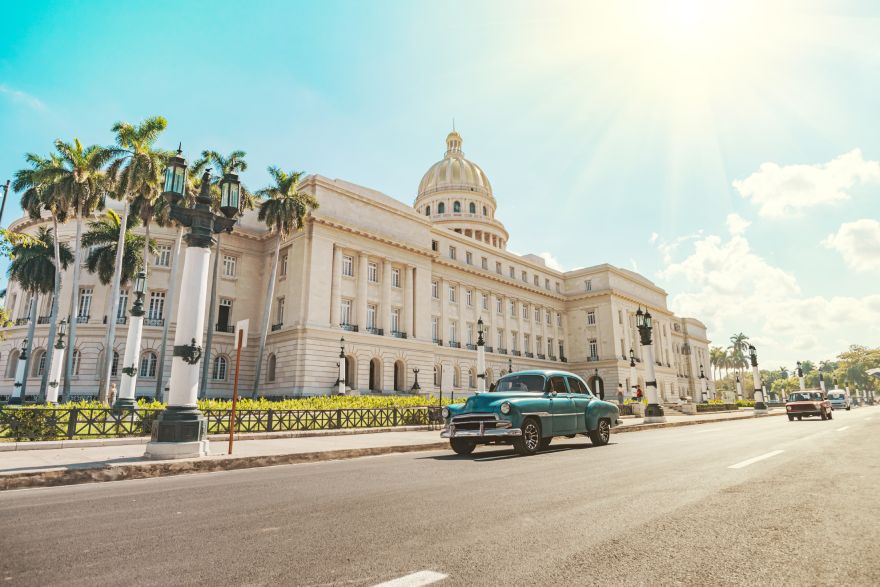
[728,450,784,469]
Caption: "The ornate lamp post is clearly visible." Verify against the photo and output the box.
[411,367,421,392]
[735,373,743,401]
[629,348,637,401]
[636,307,665,422]
[10,338,29,405]
[46,319,68,404]
[476,317,486,392]
[797,361,806,391]
[115,270,147,410]
[749,344,768,414]
[818,372,826,395]
[144,149,239,460]
[337,337,346,395]
[508,356,513,375]
[699,364,708,403]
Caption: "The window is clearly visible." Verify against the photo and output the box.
[481,257,488,270]
[618,310,623,324]
[587,310,596,325]
[276,297,285,324]
[279,252,288,278]
[522,304,528,319]
[585,279,592,292]
[77,288,93,318]
[547,338,553,356]
[559,341,565,358]
[223,255,237,278]
[212,356,228,381]
[449,321,457,343]
[431,239,439,252]
[139,352,158,378]
[556,282,561,293]
[523,334,530,353]
[497,328,504,347]
[148,292,165,321]
[432,281,439,299]
[535,307,541,322]
[465,251,472,265]
[71,349,81,376]
[453,201,461,213]
[509,266,515,278]
[155,244,172,267]
[557,313,562,327]
[449,246,456,260]
[453,367,461,388]
[496,297,502,313]
[434,365,440,386]
[432,316,439,341]
[465,289,473,306]
[545,278,550,290]
[391,268,401,288]
[438,202,445,214]
[569,378,589,394]
[117,291,128,319]
[342,255,354,277]
[341,299,352,325]
[111,351,119,376]
[448,284,456,303]
[367,305,377,329]
[368,262,378,283]
[425,205,431,216]
[468,368,476,388]
[534,275,539,286]
[589,339,598,360]
[496,261,502,274]
[466,323,474,345]
[509,300,515,316]
[546,311,551,325]
[266,353,276,382]
[33,349,46,377]
[469,202,476,214]
[391,308,400,333]
[511,332,518,351]
[481,293,489,310]
[7,349,20,378]
[521,271,527,282]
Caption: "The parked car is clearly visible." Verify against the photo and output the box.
[440,369,621,456]
[826,390,851,411]
[785,391,832,421]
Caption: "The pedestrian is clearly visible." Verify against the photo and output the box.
[617,383,624,405]
[107,382,117,406]
[636,385,643,401]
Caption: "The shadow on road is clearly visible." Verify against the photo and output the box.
[419,441,617,462]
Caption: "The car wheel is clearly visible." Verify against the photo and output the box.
[828,410,833,420]
[589,418,612,446]
[820,410,828,421]
[450,439,476,455]
[846,406,851,411]
[788,415,795,421]
[513,418,541,456]
[797,416,802,421]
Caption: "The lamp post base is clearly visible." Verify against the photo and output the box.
[112,397,138,411]
[144,406,209,459]
[753,401,768,415]
[644,403,666,423]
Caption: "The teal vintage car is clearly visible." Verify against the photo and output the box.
[440,369,621,456]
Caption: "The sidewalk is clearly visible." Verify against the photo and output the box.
[0,408,784,491]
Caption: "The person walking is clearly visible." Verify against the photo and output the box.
[617,383,625,405]
[635,385,643,401]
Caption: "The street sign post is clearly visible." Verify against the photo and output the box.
[228,320,248,455]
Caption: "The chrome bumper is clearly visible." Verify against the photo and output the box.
[441,425,522,439]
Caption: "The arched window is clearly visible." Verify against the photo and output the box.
[433,365,440,386]
[369,358,382,392]
[31,349,46,377]
[453,366,461,388]
[71,349,81,376]
[483,206,487,216]
[469,202,476,214]
[212,355,228,381]
[468,368,476,389]
[344,355,356,389]
[6,349,20,378]
[437,202,445,214]
[394,360,405,392]
[139,351,158,378]
[266,353,276,383]
[453,201,461,213]
[425,205,431,216]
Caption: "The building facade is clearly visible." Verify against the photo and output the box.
[1,131,714,401]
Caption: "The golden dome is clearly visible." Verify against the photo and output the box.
[417,131,492,198]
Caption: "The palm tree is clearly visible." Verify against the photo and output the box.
[728,332,750,377]
[34,139,110,401]
[99,116,167,402]
[81,210,153,286]
[252,167,318,397]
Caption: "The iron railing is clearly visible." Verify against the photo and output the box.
[76,315,90,324]
[216,324,234,333]
[37,316,50,324]
[340,323,359,332]
[365,327,384,335]
[391,331,407,339]
[14,318,28,326]
[0,405,444,441]
[271,323,283,332]
[144,318,165,327]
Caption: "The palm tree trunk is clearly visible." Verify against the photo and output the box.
[21,293,39,399]
[62,212,84,402]
[252,232,281,398]
[155,225,184,402]
[99,198,130,403]
[38,217,63,401]
[199,233,221,398]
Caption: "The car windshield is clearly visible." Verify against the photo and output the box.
[810,393,824,400]
[494,375,546,393]
[828,393,843,400]
[788,393,812,402]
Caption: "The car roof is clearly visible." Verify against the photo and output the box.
[505,369,583,379]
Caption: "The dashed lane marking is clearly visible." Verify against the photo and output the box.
[729,450,785,469]
[373,571,448,587]
[836,426,850,432]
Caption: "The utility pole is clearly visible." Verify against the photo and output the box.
[0,180,10,228]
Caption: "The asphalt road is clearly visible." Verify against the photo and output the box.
[1,408,878,586]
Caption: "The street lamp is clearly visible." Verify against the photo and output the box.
[46,319,68,404]
[10,338,29,405]
[411,367,421,392]
[796,361,805,391]
[818,372,826,394]
[735,373,743,401]
[636,307,665,422]
[699,364,708,403]
[628,348,637,401]
[749,344,768,414]
[115,270,147,410]
[508,356,513,375]
[145,149,240,460]
[337,337,345,395]
[476,317,486,392]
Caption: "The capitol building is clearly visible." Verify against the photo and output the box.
[2,131,714,402]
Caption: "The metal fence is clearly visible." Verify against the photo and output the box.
[0,406,444,442]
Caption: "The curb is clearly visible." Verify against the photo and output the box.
[0,411,786,491]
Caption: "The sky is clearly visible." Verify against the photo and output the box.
[1,0,878,368]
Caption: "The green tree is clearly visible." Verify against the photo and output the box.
[728,332,750,376]
[252,167,318,397]
[81,210,154,286]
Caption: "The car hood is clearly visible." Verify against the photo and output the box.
[455,392,541,413]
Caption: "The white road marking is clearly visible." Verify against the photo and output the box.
[729,450,785,469]
[836,426,850,432]
[373,571,448,587]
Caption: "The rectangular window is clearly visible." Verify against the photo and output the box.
[77,288,92,318]
[482,257,488,270]
[391,308,400,332]
[148,291,165,321]
[535,307,540,322]
[496,261,502,274]
[432,316,439,341]
[557,313,562,327]
[279,252,288,278]
[367,305,377,329]
[496,297,502,313]
[449,246,456,260]
[521,270,527,282]
[589,339,598,360]
[585,279,592,292]
[618,309,623,324]
[533,275,539,286]
[391,268,401,288]
[556,282,561,293]
[522,304,528,319]
[587,310,596,325]
[511,332,518,351]
[276,297,285,324]
[223,255,237,278]
[546,310,551,325]
[432,281,439,299]
[559,341,565,358]
[509,300,515,316]
[545,278,550,290]
[466,323,474,345]
[341,299,352,325]
[448,284,456,303]
[117,291,128,319]
[509,266,515,278]
[466,251,473,265]
[449,321,457,343]
[155,244,172,267]
[431,239,439,252]
[481,293,489,310]
[524,334,530,352]
[465,289,473,306]
[548,338,553,356]
[497,328,504,347]
[368,262,378,283]
[342,255,354,277]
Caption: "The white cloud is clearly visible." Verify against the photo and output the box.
[732,149,880,218]
[537,252,564,271]
[725,212,751,235]
[0,85,45,110]
[822,219,880,272]
[649,232,659,244]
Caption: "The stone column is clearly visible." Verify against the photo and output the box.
[46,343,65,404]
[404,265,414,338]
[329,246,342,327]
[457,285,466,346]
[115,307,144,410]
[502,296,510,351]
[382,259,392,334]
[488,293,497,348]
[357,253,368,329]
[439,278,447,345]
[11,344,28,403]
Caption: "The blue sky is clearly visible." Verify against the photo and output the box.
[1,0,878,367]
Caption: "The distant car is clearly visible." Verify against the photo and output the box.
[785,391,832,421]
[441,369,621,456]
[826,390,851,411]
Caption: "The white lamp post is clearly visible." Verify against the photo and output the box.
[637,307,665,423]
[699,364,708,403]
[11,338,29,404]
[115,271,147,410]
[337,337,346,395]
[144,149,239,460]
[629,348,637,401]
[797,361,806,392]
[735,374,743,401]
[476,317,486,392]
[46,320,68,404]
[749,344,768,415]
[818,372,826,394]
